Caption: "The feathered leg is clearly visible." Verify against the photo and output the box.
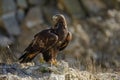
[49,49,58,65]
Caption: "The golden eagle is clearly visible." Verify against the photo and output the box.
[19,14,72,64]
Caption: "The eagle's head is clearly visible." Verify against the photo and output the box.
[52,14,67,29]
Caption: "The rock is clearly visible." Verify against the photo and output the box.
[102,18,120,31]
[0,27,16,62]
[16,9,25,23]
[28,0,45,6]
[75,24,90,46]
[16,0,28,9]
[49,74,65,80]
[24,7,44,28]
[107,9,120,23]
[85,15,120,68]
[1,12,21,36]
[96,73,120,80]
[58,0,85,19]
[0,2,2,16]
[66,70,96,80]
[103,0,120,9]
[0,61,119,80]
[43,6,61,24]
[0,44,16,63]
[0,0,16,14]
[80,0,106,15]
[0,61,69,80]
[0,34,13,47]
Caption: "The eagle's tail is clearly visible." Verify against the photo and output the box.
[19,52,37,63]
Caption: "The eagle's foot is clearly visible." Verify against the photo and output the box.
[50,59,58,66]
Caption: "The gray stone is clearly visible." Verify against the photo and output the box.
[0,62,119,80]
[103,0,120,9]
[28,0,45,6]
[1,12,21,36]
[0,34,13,47]
[16,0,28,9]
[16,9,25,23]
[43,7,61,24]
[0,0,16,14]
[25,7,44,28]
[58,0,85,19]
[80,0,106,15]
[0,1,2,16]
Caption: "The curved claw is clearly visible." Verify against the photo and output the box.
[50,59,58,66]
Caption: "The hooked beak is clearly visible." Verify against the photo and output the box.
[52,15,58,22]
[52,15,58,29]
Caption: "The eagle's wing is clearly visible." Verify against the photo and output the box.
[19,29,58,63]
[59,31,72,51]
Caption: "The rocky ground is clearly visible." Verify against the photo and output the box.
[0,0,120,79]
[0,61,119,80]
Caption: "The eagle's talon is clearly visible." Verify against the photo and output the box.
[50,59,58,66]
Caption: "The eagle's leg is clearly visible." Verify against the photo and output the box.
[51,58,57,65]
[49,58,57,66]
[50,49,58,66]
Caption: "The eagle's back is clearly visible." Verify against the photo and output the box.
[19,28,58,63]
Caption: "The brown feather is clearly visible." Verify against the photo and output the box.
[19,29,58,63]
[19,14,72,63]
[59,32,72,51]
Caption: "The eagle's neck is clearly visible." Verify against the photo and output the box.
[55,20,67,29]
[54,21,68,39]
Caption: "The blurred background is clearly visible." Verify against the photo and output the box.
[0,0,120,72]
